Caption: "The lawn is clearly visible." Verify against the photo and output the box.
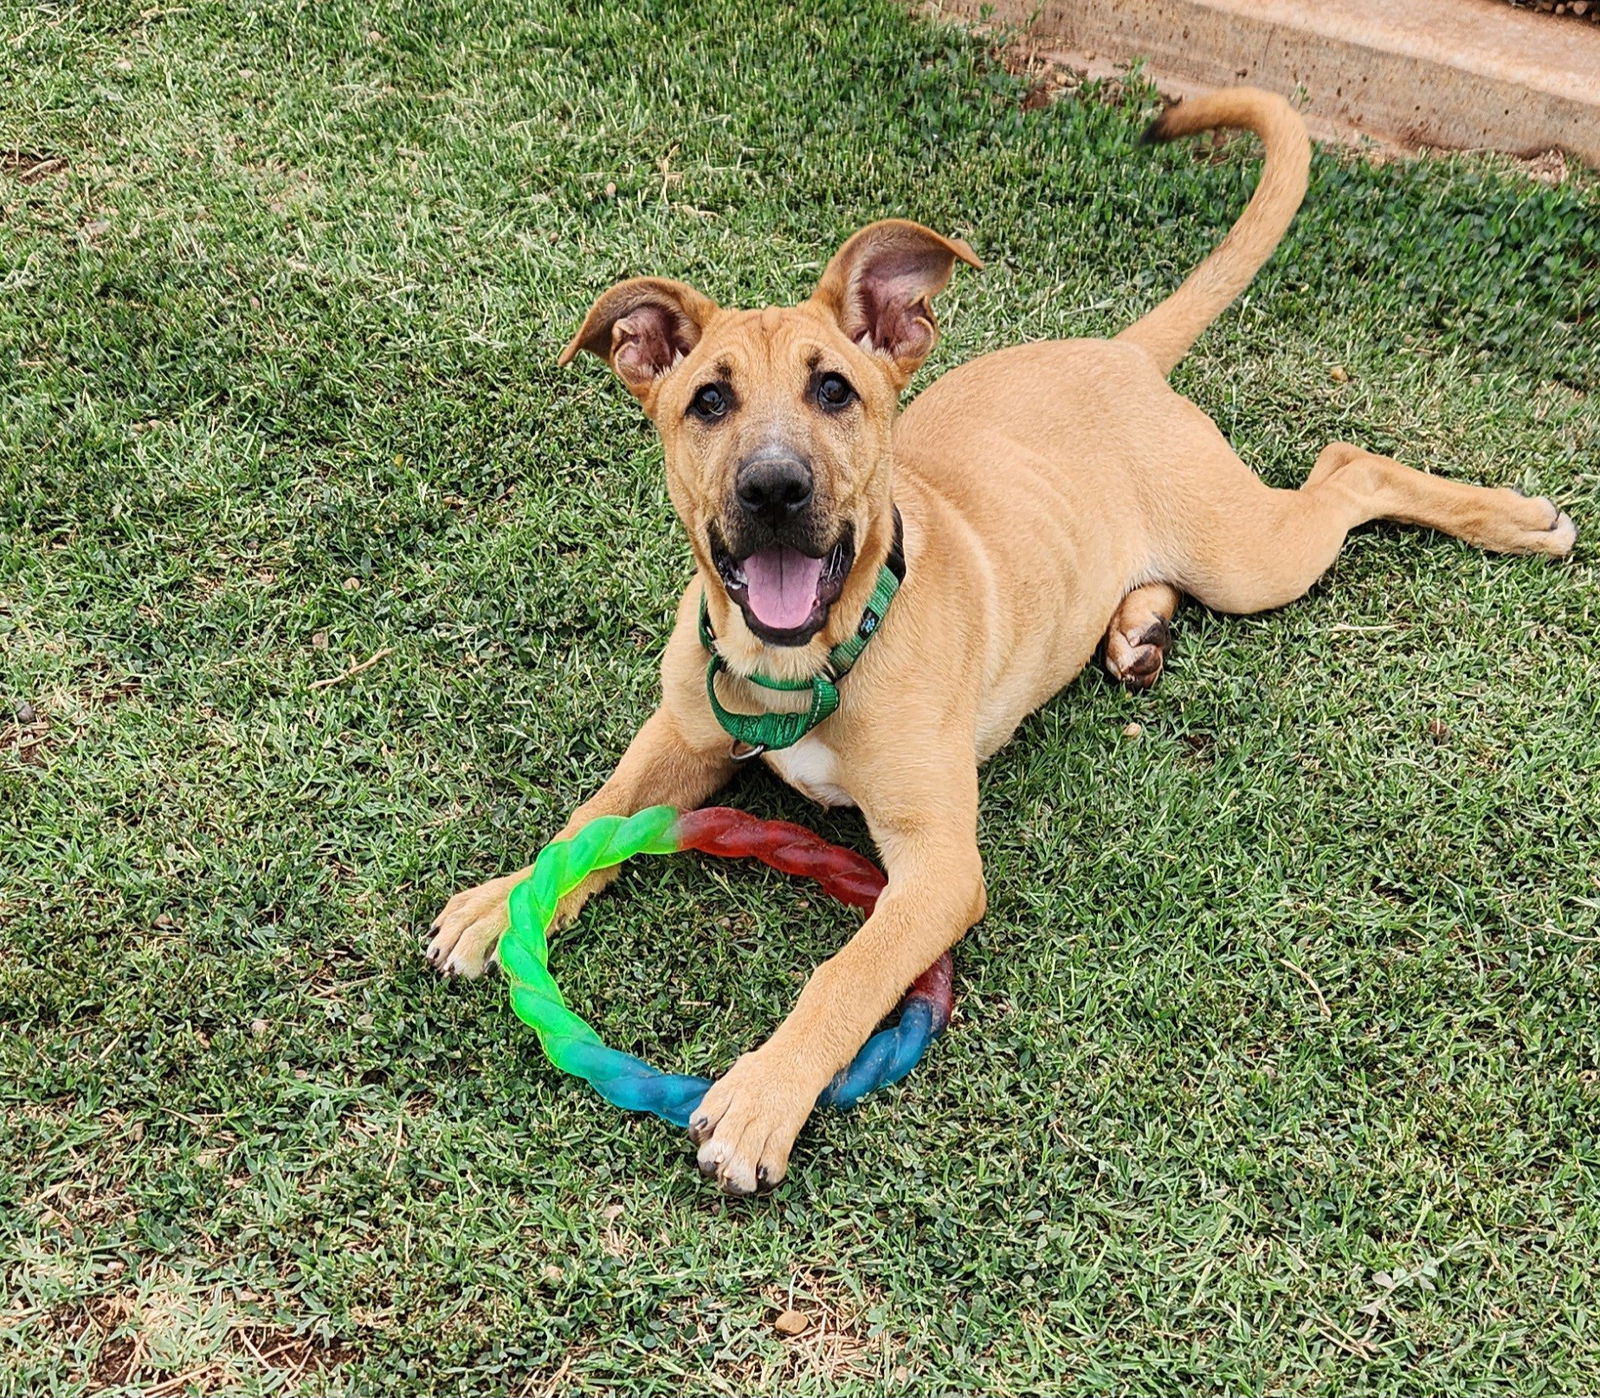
[2,1,1598,1392]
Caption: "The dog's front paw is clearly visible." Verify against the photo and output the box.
[688,1052,815,1195]
[426,872,525,978]
[426,865,620,978]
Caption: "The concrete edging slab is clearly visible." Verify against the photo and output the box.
[935,0,1600,165]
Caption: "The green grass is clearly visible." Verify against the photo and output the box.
[3,0,1598,1392]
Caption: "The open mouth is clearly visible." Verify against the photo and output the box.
[711,529,855,646]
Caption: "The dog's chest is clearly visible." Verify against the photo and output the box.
[763,737,855,808]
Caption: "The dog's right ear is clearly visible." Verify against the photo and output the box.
[558,278,719,400]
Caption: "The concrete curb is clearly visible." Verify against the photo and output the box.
[934,0,1600,166]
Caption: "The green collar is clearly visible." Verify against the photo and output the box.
[698,511,905,759]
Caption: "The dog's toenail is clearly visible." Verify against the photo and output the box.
[697,1155,718,1179]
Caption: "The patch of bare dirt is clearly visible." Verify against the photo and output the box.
[1,152,70,183]
[2,701,49,765]
[756,1267,898,1386]
[999,32,1143,115]
[49,1288,352,1394]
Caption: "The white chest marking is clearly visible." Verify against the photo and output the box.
[763,737,855,808]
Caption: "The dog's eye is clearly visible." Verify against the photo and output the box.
[815,373,855,412]
[688,383,730,422]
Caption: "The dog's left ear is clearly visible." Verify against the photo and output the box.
[811,219,982,386]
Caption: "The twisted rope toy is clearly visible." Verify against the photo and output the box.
[501,806,954,1127]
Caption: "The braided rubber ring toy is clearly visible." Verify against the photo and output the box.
[501,805,954,1128]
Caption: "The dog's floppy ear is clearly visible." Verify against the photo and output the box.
[558,277,719,398]
[811,219,982,386]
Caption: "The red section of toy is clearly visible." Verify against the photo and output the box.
[674,806,887,911]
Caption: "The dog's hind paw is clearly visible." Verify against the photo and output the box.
[1104,616,1173,691]
[1541,507,1577,558]
[1492,494,1577,558]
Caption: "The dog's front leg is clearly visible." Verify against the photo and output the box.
[690,761,985,1194]
[427,706,734,977]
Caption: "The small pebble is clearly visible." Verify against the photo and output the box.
[342,577,361,592]
[1329,365,1350,383]
[250,1018,269,1038]
[14,701,36,724]
[1122,722,1143,739]
[773,1309,808,1336]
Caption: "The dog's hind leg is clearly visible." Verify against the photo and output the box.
[1103,582,1181,689]
[1173,442,1575,615]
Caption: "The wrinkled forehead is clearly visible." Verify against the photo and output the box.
[685,304,859,388]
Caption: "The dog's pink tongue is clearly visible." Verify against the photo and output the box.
[742,546,823,630]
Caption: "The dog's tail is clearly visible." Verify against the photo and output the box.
[1115,87,1310,376]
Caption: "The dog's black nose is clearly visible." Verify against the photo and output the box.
[736,451,813,525]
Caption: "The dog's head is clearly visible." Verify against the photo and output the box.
[561,220,980,664]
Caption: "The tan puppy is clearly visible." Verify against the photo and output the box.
[428,88,1575,1194]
